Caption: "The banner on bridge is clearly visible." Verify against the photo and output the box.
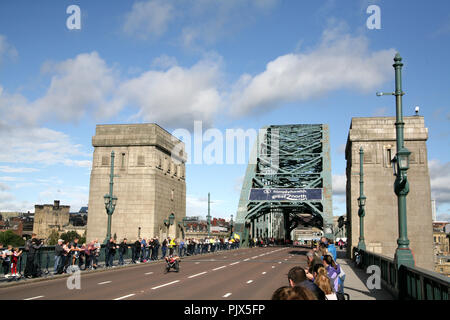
[248,188,323,201]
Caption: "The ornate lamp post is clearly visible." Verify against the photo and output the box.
[178,217,188,239]
[357,147,367,251]
[104,151,118,244]
[377,53,415,268]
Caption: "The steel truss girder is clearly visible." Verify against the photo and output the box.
[235,124,333,242]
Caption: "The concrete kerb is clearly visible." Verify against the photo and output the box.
[0,246,255,289]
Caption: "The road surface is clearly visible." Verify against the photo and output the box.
[0,246,309,300]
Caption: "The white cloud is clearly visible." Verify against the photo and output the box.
[332,174,346,196]
[230,29,396,116]
[0,182,10,191]
[0,123,90,167]
[0,166,39,173]
[0,34,18,65]
[123,0,174,39]
[429,160,450,206]
[118,57,223,128]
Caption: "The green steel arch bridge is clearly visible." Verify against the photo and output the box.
[234,124,333,245]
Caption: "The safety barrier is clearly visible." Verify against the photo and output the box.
[354,247,449,300]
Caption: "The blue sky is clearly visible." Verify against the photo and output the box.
[0,0,449,221]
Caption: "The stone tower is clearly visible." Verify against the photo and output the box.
[345,116,434,271]
[87,124,186,243]
[33,200,70,239]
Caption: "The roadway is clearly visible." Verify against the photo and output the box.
[0,246,310,300]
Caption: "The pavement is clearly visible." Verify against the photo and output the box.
[336,251,394,300]
[0,246,394,300]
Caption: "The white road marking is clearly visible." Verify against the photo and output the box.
[278,262,282,264]
[213,266,227,271]
[229,262,240,266]
[188,272,207,279]
[272,266,275,268]
[223,293,232,298]
[98,281,112,285]
[114,294,135,300]
[251,256,258,259]
[243,258,250,261]
[195,262,200,264]
[24,296,44,300]
[262,272,266,274]
[145,272,153,275]
[246,280,253,284]
[151,280,180,290]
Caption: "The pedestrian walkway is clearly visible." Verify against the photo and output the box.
[337,254,393,300]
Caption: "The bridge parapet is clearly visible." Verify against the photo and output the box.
[354,247,449,300]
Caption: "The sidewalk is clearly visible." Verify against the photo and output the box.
[337,252,394,300]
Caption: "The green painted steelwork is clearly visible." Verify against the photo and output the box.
[234,124,333,246]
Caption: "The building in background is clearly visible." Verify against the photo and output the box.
[33,200,70,239]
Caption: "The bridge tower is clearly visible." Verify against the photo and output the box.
[234,124,333,245]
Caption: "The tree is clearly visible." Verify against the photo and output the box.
[60,231,80,243]
[47,229,60,245]
[0,231,25,247]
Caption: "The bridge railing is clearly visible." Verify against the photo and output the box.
[354,247,449,300]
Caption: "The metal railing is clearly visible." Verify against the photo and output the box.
[354,247,449,300]
[1,242,241,280]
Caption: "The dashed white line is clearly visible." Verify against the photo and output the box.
[213,266,227,271]
[246,280,253,284]
[278,262,282,264]
[145,272,153,275]
[229,262,240,266]
[223,293,232,298]
[24,296,44,300]
[243,258,250,261]
[251,256,258,259]
[98,281,112,285]
[188,272,207,279]
[151,280,180,290]
[195,262,200,264]
[262,272,266,275]
[114,294,135,300]
[272,266,275,268]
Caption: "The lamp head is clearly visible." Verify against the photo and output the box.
[415,106,420,115]
[376,92,383,97]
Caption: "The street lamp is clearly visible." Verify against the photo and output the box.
[104,150,118,244]
[207,192,211,237]
[377,52,415,269]
[357,147,367,251]
[230,214,234,237]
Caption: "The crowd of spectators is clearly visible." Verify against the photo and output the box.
[272,237,347,300]
[0,233,242,280]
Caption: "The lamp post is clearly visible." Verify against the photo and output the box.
[230,214,234,237]
[377,53,415,268]
[207,192,211,237]
[104,151,118,244]
[357,147,367,251]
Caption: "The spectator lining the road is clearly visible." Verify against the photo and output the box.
[314,266,338,300]
[272,286,317,300]
[322,255,342,294]
[287,266,325,300]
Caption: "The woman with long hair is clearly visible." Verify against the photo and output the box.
[322,254,341,293]
[314,266,337,300]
